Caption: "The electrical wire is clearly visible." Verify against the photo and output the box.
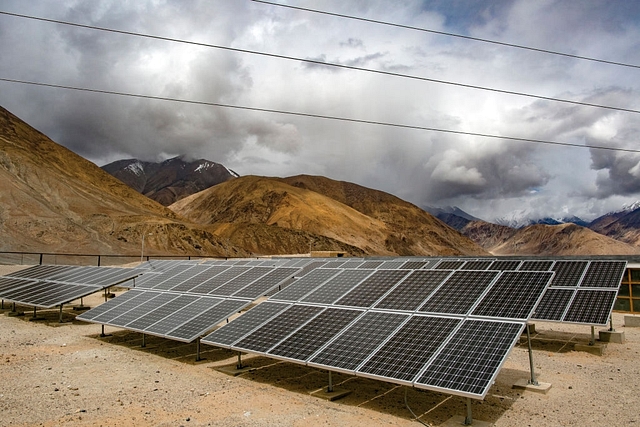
[2,76,640,154]
[251,0,640,70]
[0,10,638,115]
[404,387,431,426]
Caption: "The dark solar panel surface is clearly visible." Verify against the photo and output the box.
[268,307,363,360]
[415,320,523,397]
[106,293,178,327]
[563,290,618,325]
[358,316,461,382]
[233,305,325,354]
[90,291,162,324]
[202,301,291,348]
[519,260,554,271]
[126,294,200,332]
[233,267,299,299]
[532,288,575,321]
[76,289,145,321]
[170,265,230,292]
[357,261,384,269]
[374,270,452,311]
[488,260,522,271]
[399,261,428,270]
[189,266,251,294]
[309,311,409,371]
[166,299,250,342]
[550,261,588,287]
[418,270,498,315]
[434,260,465,270]
[460,260,495,270]
[144,297,222,336]
[300,269,373,305]
[152,265,211,291]
[471,271,553,320]
[208,267,272,296]
[580,261,627,288]
[269,269,341,302]
[334,269,410,308]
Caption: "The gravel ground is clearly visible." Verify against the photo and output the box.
[1,264,639,426]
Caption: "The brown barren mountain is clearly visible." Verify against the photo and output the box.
[170,175,487,256]
[0,106,246,257]
[470,222,640,256]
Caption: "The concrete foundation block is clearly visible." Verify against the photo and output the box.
[599,330,625,343]
[441,415,493,426]
[310,387,351,401]
[512,379,552,394]
[574,343,606,356]
[624,315,640,327]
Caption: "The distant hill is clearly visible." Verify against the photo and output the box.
[424,206,481,231]
[102,157,238,206]
[170,175,488,257]
[589,204,640,247]
[462,221,640,256]
[0,105,246,257]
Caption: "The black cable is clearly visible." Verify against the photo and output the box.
[251,0,640,70]
[2,76,638,154]
[0,10,638,115]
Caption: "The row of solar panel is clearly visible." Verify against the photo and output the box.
[201,300,524,399]
[76,289,251,343]
[4,264,142,287]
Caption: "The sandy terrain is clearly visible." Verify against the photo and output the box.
[1,265,639,426]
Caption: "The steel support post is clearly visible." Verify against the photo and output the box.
[526,324,538,385]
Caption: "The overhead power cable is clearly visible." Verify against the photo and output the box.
[2,76,639,154]
[251,0,640,70]
[0,10,638,115]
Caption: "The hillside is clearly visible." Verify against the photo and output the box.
[478,223,640,256]
[102,157,237,206]
[0,106,245,257]
[170,175,487,256]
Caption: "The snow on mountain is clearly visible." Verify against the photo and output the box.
[494,210,587,229]
[124,160,144,176]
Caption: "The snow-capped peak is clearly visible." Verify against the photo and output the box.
[124,161,144,176]
[194,161,216,173]
[621,201,640,213]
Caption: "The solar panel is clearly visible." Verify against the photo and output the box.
[170,265,231,292]
[358,315,461,383]
[357,261,384,269]
[562,289,618,325]
[143,297,222,336]
[580,261,627,288]
[189,266,251,294]
[532,288,575,321]
[334,269,410,308]
[27,284,100,308]
[550,261,588,287]
[0,277,34,292]
[418,270,499,315]
[374,270,453,311]
[131,272,164,289]
[125,294,200,332]
[488,260,522,271]
[519,260,554,271]
[202,301,291,348]
[377,260,404,269]
[269,269,341,302]
[322,260,346,269]
[308,311,409,372]
[77,289,146,321]
[232,267,299,299]
[300,269,373,305]
[415,320,524,398]
[460,260,495,270]
[104,293,179,327]
[89,291,164,324]
[434,260,465,270]
[165,298,251,342]
[339,260,364,269]
[268,307,363,361]
[233,304,325,354]
[7,265,70,280]
[471,271,553,320]
[151,265,212,291]
[399,261,429,270]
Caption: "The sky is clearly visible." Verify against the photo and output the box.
[1,0,640,223]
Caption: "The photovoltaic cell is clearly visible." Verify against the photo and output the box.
[415,320,523,398]
[519,260,554,271]
[143,297,222,336]
[189,266,251,294]
[300,269,373,305]
[358,316,461,382]
[374,270,452,311]
[550,261,588,287]
[269,269,341,302]
[170,265,231,292]
[434,260,465,270]
[460,260,495,270]
[151,265,212,291]
[233,304,325,354]
[418,270,499,315]
[357,261,384,269]
[488,260,522,271]
[232,267,299,299]
[105,293,179,327]
[471,271,553,320]
[562,289,618,325]
[580,261,627,288]
[334,270,410,308]
[125,294,200,332]
[76,289,146,321]
[323,260,346,269]
[532,288,575,321]
[378,261,404,269]
[90,291,163,324]
[268,307,363,361]
[399,261,429,270]
[309,311,409,372]
[202,301,291,348]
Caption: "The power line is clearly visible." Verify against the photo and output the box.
[2,76,638,154]
[0,10,639,115]
[251,0,640,70]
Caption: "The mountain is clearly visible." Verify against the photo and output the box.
[170,175,488,257]
[0,105,246,257]
[102,157,238,206]
[495,209,588,229]
[424,206,481,231]
[589,203,640,247]
[462,222,640,256]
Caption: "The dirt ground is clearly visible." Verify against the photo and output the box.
[1,265,639,426]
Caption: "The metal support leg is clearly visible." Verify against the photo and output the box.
[609,316,615,332]
[589,326,595,346]
[464,398,473,425]
[328,371,334,393]
[236,352,243,369]
[526,324,538,386]
[59,304,63,323]
[101,324,106,337]
[2,299,4,309]
[12,302,16,312]
[104,289,108,302]
[142,333,146,348]
[33,306,37,319]
[196,338,202,362]
[80,297,84,308]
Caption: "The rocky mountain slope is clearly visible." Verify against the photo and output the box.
[0,106,245,257]
[102,157,238,206]
[170,175,487,257]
